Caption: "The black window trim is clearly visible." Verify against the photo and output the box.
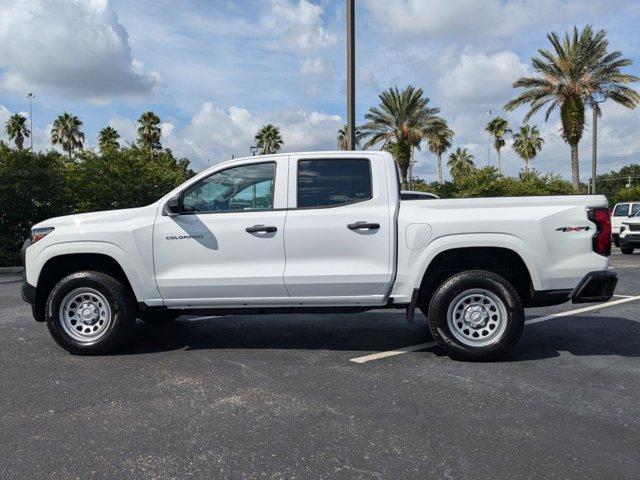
[293,157,374,210]
[179,160,278,216]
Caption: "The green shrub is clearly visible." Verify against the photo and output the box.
[0,146,194,266]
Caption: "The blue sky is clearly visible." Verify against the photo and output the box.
[1,0,639,181]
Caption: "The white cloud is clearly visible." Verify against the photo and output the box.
[261,0,336,52]
[438,50,529,104]
[300,58,331,76]
[0,0,161,100]
[164,102,342,170]
[361,0,598,41]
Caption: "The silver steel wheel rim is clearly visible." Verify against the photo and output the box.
[446,288,508,347]
[59,287,112,343]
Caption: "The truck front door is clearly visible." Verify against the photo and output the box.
[153,157,289,306]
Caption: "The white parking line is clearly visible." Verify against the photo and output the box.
[350,342,438,364]
[524,295,640,325]
[350,295,640,364]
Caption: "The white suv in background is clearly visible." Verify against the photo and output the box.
[611,202,640,247]
[619,211,640,254]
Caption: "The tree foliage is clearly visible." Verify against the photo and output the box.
[505,25,640,192]
[0,146,194,266]
[254,124,283,155]
[362,85,442,187]
[51,112,85,159]
[5,113,30,150]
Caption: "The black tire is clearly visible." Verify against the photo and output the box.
[45,271,137,355]
[139,310,183,323]
[614,238,620,248]
[621,246,634,254]
[427,270,524,361]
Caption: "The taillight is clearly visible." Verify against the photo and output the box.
[588,208,611,256]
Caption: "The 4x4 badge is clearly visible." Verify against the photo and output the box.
[555,226,591,232]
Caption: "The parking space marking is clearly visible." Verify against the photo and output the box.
[350,342,437,364]
[525,295,640,325]
[350,295,640,364]
[613,294,633,298]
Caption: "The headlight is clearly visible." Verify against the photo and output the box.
[31,227,55,244]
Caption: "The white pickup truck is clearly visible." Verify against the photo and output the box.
[22,151,617,360]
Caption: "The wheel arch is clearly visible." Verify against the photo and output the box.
[417,246,536,310]
[34,253,139,320]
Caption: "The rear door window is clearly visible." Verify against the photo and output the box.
[297,159,372,208]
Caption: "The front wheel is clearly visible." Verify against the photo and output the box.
[621,246,634,254]
[45,271,136,355]
[427,270,524,361]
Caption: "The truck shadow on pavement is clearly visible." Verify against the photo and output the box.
[115,312,640,362]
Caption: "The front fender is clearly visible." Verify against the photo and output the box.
[26,240,161,304]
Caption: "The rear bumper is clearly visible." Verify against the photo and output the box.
[570,271,617,304]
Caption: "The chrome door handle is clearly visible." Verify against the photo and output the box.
[347,222,380,230]
[246,225,277,233]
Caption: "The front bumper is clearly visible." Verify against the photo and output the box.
[21,237,36,305]
[620,234,640,248]
[570,271,617,304]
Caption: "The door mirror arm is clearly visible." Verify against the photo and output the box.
[163,194,183,217]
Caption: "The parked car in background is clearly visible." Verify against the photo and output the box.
[619,211,640,254]
[400,190,439,200]
[611,202,640,247]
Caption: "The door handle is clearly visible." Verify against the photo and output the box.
[347,222,380,230]
[246,225,277,233]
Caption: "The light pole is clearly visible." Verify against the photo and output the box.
[485,110,493,166]
[591,94,606,194]
[26,92,35,150]
[346,0,355,150]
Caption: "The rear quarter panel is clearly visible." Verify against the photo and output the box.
[391,195,610,303]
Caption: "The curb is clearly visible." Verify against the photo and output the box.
[0,267,23,277]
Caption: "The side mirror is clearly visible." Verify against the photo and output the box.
[163,194,182,217]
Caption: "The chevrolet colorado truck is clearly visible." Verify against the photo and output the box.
[22,151,617,360]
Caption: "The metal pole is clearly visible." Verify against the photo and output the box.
[27,93,34,150]
[346,0,355,150]
[591,103,597,194]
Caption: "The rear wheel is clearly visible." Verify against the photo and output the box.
[427,270,524,361]
[621,246,634,254]
[45,271,136,355]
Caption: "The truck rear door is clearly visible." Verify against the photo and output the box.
[282,153,395,304]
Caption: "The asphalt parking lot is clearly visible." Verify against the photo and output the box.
[1,252,639,480]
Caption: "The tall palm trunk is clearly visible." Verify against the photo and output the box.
[570,143,580,192]
[437,153,443,185]
[524,158,529,174]
[497,149,501,173]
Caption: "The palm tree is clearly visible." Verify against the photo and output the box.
[51,112,84,159]
[447,147,475,181]
[512,125,544,174]
[361,85,441,187]
[485,117,511,173]
[98,126,120,154]
[5,113,30,150]
[336,125,364,150]
[426,119,454,185]
[137,111,162,150]
[505,25,640,192]
[254,124,283,155]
